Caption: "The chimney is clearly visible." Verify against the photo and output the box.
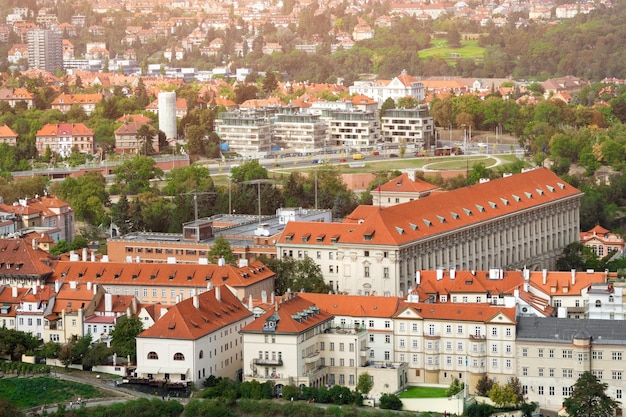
[70,281,77,289]
[261,290,267,304]
[218,257,225,266]
[523,268,529,281]
[271,291,275,304]
[131,297,137,314]
[54,281,60,293]
[32,238,38,250]
[91,252,96,262]
[415,270,421,285]
[11,286,17,298]
[32,283,37,295]
[523,282,529,292]
[238,258,248,267]
[450,269,456,280]
[571,269,576,285]
[215,285,221,302]
[82,247,88,261]
[436,269,443,280]
[93,284,97,295]
[105,293,112,312]
[193,295,199,309]
[87,282,92,291]
[248,294,253,310]
[542,269,547,285]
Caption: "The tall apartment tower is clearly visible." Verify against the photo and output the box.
[27,29,63,73]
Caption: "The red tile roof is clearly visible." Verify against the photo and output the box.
[138,286,251,340]
[397,302,517,323]
[298,292,400,318]
[277,168,581,247]
[241,294,333,334]
[528,270,606,296]
[411,269,524,299]
[0,238,56,278]
[379,172,438,193]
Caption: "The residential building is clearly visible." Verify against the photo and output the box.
[349,70,425,108]
[393,302,517,387]
[50,93,102,116]
[0,286,28,330]
[327,110,380,149]
[272,111,327,152]
[587,283,624,320]
[35,123,94,158]
[276,168,582,296]
[380,105,434,149]
[580,225,625,257]
[516,317,626,412]
[114,120,159,154]
[15,284,56,339]
[0,196,75,242]
[135,286,253,386]
[241,293,408,396]
[27,29,63,73]
[0,238,55,287]
[372,171,439,208]
[0,124,18,145]
[7,43,28,64]
[85,293,138,346]
[51,258,276,306]
[215,110,272,157]
[0,87,34,109]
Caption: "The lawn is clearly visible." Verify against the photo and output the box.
[419,39,485,64]
[0,376,105,408]
[398,386,449,398]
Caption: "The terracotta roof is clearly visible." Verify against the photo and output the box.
[0,125,18,137]
[36,123,94,137]
[277,168,581,247]
[410,269,524,298]
[241,293,333,334]
[50,93,103,106]
[94,294,136,314]
[138,286,251,340]
[379,172,438,193]
[528,270,606,296]
[0,286,30,318]
[52,282,98,313]
[0,239,56,278]
[50,259,274,290]
[298,292,400,318]
[116,114,153,124]
[397,301,517,323]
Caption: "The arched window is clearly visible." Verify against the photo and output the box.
[173,352,185,361]
[199,350,204,359]
[595,300,602,308]
[147,351,159,360]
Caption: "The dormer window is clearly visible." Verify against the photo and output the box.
[363,229,375,241]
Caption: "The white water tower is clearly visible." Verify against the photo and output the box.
[158,91,177,142]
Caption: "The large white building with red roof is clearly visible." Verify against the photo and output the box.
[372,171,439,208]
[0,195,75,242]
[580,225,625,257]
[135,285,253,386]
[349,70,426,108]
[276,168,582,296]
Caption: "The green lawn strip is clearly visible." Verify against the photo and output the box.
[397,386,448,398]
[0,376,104,408]
[419,40,484,61]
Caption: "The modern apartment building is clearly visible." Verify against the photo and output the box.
[327,110,380,149]
[215,110,272,157]
[272,111,327,152]
[380,105,434,149]
[27,29,63,73]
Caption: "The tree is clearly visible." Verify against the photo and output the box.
[446,377,465,396]
[379,393,403,410]
[208,236,237,264]
[136,124,155,155]
[488,381,518,408]
[261,256,331,295]
[111,156,163,195]
[563,371,620,417]
[356,372,373,395]
[475,374,494,396]
[110,315,144,362]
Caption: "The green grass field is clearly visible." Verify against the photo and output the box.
[419,39,485,64]
[398,386,449,398]
[0,376,104,408]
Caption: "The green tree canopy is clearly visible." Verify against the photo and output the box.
[563,371,620,417]
[208,235,237,265]
[110,315,144,361]
[111,156,163,195]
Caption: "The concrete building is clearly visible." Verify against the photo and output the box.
[272,111,327,152]
[276,168,582,296]
[215,110,272,157]
[158,91,177,142]
[327,110,380,149]
[27,29,63,73]
[380,105,434,149]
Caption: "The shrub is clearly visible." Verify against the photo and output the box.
[379,394,403,410]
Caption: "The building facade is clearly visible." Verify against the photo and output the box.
[380,105,434,149]
[327,110,380,149]
[35,123,94,158]
[349,71,425,108]
[27,29,63,73]
[272,111,327,152]
[215,110,272,157]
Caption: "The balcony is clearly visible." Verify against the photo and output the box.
[253,358,284,367]
[423,332,440,340]
[303,351,320,364]
[469,334,486,341]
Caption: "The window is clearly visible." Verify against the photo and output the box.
[428,324,435,336]
[522,367,528,376]
[384,351,390,360]
[399,339,405,348]
[617,389,622,399]
[340,359,344,366]
[457,325,463,334]
[549,387,555,396]
[148,352,159,359]
[592,370,603,379]
[505,328,512,337]
[339,374,344,384]
[349,374,355,385]
[522,348,528,357]
[457,342,463,351]
[329,252,334,260]
[385,335,391,344]
[538,386,544,395]
[562,350,572,359]
[330,358,335,366]
[199,350,204,359]
[412,323,418,332]
[492,344,498,353]
[491,358,498,367]
[563,387,573,396]
[399,323,405,332]
[369,334,375,342]
[563,369,573,378]
[412,339,418,348]
[593,351,603,360]
[364,266,369,277]
[549,368,554,377]
[538,348,544,358]
[384,320,391,328]
[612,371,623,380]
[506,359,511,368]
[506,344,512,353]
[320,342,325,350]
[330,343,335,351]
[539,368,544,377]
[446,325,452,334]
[613,352,622,361]
[549,349,554,358]
[364,250,369,257]
[491,327,497,336]
[383,267,389,278]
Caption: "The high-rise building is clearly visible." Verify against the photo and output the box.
[27,29,63,73]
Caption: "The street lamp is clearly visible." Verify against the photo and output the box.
[242,179,273,223]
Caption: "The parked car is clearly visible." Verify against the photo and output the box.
[415,152,425,157]
[339,158,347,162]
[389,153,399,158]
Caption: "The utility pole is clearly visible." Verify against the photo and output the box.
[184,191,217,222]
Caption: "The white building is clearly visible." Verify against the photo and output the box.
[380,105,434,149]
[327,110,380,149]
[135,286,253,386]
[215,110,272,157]
[272,111,327,152]
[349,70,425,108]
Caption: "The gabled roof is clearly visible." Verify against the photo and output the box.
[50,93,103,106]
[0,125,18,138]
[138,286,251,340]
[52,282,98,314]
[528,270,606,296]
[279,168,581,247]
[0,238,55,278]
[35,123,94,137]
[411,269,523,298]
[379,172,438,194]
[50,259,275,290]
[298,292,400,318]
[241,294,333,334]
